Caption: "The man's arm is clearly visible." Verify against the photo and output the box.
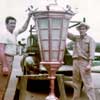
[17,11,33,34]
[89,38,96,63]
[85,38,96,72]
[67,32,76,41]
[0,44,8,68]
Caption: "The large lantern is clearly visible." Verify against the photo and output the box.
[32,3,74,100]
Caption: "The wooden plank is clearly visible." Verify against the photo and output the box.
[4,55,23,100]
[19,77,28,100]
[17,74,48,80]
[56,74,67,100]
[64,81,74,88]
[64,76,73,81]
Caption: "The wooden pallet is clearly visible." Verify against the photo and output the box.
[16,74,69,100]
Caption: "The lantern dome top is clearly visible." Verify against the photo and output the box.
[32,3,75,15]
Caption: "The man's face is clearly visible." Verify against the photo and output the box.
[6,19,16,33]
[78,26,87,36]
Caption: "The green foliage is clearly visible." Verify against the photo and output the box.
[95,42,100,52]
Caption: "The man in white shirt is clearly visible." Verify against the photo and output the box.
[0,11,33,76]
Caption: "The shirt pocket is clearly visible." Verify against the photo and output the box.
[82,40,89,52]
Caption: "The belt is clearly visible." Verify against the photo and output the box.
[73,56,88,61]
[5,54,14,57]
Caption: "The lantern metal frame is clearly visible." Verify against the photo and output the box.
[32,5,74,100]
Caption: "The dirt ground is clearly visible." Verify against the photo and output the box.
[23,88,100,100]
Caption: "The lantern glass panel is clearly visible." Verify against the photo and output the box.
[60,41,65,50]
[62,19,69,39]
[51,41,59,50]
[63,19,69,28]
[38,19,48,29]
[42,41,49,50]
[44,52,49,61]
[59,51,64,61]
[62,27,67,39]
[51,18,62,28]
[51,30,60,40]
[51,52,59,61]
[40,30,48,40]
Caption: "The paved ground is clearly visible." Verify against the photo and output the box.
[9,55,100,100]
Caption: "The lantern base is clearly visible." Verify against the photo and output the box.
[46,95,58,100]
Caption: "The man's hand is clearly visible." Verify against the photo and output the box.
[28,11,33,18]
[85,64,91,72]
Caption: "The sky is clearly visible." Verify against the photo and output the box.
[0,0,100,42]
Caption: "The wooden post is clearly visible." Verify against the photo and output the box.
[56,74,67,100]
[19,77,28,100]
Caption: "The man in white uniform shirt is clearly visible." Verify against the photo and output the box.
[0,12,32,76]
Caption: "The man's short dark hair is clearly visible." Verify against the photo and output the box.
[5,16,16,24]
